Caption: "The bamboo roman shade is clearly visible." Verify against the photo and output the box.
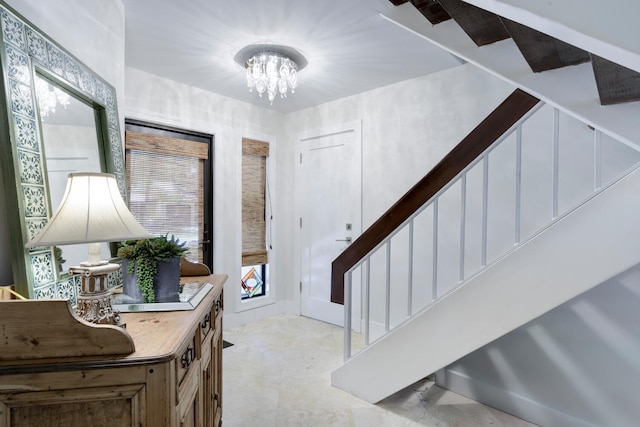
[125,131,208,262]
[242,138,269,266]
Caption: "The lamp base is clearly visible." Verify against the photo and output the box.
[69,263,124,327]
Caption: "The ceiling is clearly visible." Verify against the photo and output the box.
[123,0,462,114]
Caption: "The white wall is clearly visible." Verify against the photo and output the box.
[124,67,286,327]
[0,0,125,287]
[287,64,513,228]
[439,263,640,427]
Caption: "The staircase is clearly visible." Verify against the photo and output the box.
[381,0,640,146]
[396,0,640,106]
[330,0,640,405]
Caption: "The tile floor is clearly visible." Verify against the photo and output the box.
[222,314,538,427]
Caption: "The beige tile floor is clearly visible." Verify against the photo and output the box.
[222,314,538,427]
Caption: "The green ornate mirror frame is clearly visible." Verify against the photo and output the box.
[0,3,126,300]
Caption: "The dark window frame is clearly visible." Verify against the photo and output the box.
[124,119,214,270]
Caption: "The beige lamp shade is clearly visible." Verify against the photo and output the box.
[26,172,152,248]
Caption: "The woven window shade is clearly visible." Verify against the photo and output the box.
[125,131,208,263]
[242,138,269,266]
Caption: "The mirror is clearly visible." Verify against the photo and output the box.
[0,5,126,300]
[35,74,111,271]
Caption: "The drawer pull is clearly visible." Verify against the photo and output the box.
[201,313,211,334]
[181,347,195,369]
[215,299,222,313]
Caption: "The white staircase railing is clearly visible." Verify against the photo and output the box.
[342,102,640,361]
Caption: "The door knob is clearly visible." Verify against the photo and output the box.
[335,237,352,243]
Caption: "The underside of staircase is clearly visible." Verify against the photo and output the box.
[381,0,640,148]
[394,0,640,106]
[331,0,640,404]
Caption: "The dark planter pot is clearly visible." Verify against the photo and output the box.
[122,258,181,303]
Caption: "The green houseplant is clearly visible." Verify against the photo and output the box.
[117,234,188,303]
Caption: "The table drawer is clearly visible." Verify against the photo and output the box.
[200,310,212,342]
[176,333,197,392]
[214,293,223,315]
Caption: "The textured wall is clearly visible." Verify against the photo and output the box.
[440,263,640,427]
[124,66,284,326]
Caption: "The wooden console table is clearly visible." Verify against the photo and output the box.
[0,274,226,427]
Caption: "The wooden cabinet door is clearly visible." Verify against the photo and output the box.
[200,331,214,427]
[177,361,201,427]
[212,323,223,426]
[179,397,198,427]
[0,384,145,427]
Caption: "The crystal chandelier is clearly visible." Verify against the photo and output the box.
[235,44,307,107]
[35,76,71,119]
[245,52,298,104]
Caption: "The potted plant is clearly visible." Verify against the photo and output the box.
[117,234,188,303]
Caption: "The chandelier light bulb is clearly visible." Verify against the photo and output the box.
[288,69,298,92]
[279,63,290,80]
[255,76,266,97]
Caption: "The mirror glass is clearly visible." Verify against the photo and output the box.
[35,74,109,271]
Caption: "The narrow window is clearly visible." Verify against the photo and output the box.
[241,138,269,299]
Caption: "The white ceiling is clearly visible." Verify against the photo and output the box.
[123,0,462,114]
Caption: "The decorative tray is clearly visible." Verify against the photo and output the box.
[111,281,213,312]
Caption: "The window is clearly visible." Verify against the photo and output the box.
[124,120,213,269]
[242,138,269,299]
[241,264,266,299]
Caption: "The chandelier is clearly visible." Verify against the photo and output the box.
[245,52,298,104]
[235,44,307,106]
[35,76,70,119]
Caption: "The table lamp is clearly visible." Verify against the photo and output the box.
[25,172,152,325]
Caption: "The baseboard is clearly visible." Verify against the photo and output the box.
[283,299,300,316]
[437,369,597,427]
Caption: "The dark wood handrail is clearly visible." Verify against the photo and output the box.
[331,89,540,304]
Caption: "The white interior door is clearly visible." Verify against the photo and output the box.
[298,123,361,327]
